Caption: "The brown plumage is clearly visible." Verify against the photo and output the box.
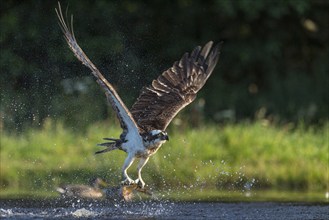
[131,41,220,131]
[55,2,221,188]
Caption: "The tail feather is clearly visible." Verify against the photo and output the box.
[95,142,118,154]
[97,142,115,147]
[95,136,125,154]
[103,137,120,141]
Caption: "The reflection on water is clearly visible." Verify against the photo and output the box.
[1,199,328,219]
[0,199,175,219]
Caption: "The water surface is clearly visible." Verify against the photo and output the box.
[1,199,328,219]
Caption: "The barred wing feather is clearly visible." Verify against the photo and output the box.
[131,41,221,132]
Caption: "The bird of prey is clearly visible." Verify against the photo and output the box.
[56,3,221,189]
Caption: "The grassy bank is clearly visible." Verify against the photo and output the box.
[0,120,328,199]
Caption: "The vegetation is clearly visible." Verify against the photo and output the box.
[1,0,328,132]
[0,0,328,202]
[1,120,327,199]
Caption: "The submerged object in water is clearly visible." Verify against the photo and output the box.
[56,178,153,201]
[56,177,108,199]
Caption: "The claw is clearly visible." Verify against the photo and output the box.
[135,178,145,189]
[121,178,135,186]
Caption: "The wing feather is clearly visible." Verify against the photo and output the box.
[131,41,221,131]
[55,3,141,138]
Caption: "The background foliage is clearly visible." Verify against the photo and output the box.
[1,121,328,198]
[0,1,328,200]
[1,0,328,132]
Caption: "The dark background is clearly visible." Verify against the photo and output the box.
[1,0,328,132]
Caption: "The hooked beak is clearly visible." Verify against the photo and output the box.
[163,135,169,141]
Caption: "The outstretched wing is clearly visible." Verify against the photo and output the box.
[55,3,141,139]
[131,41,221,131]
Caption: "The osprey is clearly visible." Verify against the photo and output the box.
[56,3,221,188]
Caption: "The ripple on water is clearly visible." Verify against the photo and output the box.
[1,201,329,219]
[0,200,176,219]
[71,208,96,217]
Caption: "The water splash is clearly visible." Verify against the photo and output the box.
[0,208,13,217]
[71,208,96,217]
[155,158,259,201]
[243,178,256,197]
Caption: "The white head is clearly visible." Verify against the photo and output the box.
[151,129,169,139]
[143,130,169,146]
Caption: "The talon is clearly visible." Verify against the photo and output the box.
[121,178,135,186]
[135,179,145,189]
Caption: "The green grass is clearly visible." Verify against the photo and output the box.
[0,119,328,201]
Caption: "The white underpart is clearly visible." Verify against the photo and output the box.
[121,131,146,185]
[136,157,149,188]
[102,87,147,184]
[103,87,146,178]
[122,153,135,183]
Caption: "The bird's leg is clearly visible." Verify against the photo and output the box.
[135,157,149,188]
[121,154,135,185]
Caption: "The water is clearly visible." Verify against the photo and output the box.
[0,199,328,219]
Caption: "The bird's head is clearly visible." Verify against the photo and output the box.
[143,130,169,146]
[151,130,169,141]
